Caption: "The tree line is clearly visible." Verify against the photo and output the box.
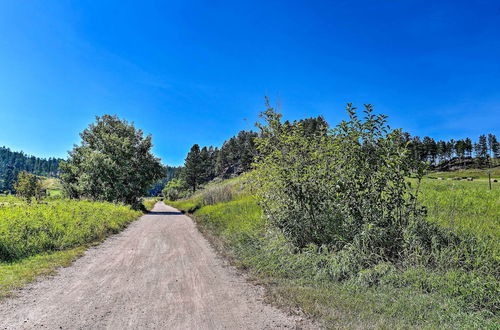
[169,116,329,196]
[405,133,499,169]
[173,118,498,195]
[0,147,61,193]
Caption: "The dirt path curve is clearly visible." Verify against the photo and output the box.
[0,202,312,330]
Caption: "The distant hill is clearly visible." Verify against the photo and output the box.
[0,147,62,192]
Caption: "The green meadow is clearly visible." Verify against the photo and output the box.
[168,174,500,329]
[0,197,144,298]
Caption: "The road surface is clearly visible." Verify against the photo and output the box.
[0,203,311,329]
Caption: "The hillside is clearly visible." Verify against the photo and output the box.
[0,147,61,192]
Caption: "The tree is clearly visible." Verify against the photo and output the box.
[455,139,466,168]
[214,130,258,178]
[183,144,203,193]
[488,134,499,160]
[436,140,447,164]
[14,171,45,203]
[475,135,488,167]
[59,115,164,207]
[464,138,473,158]
[422,137,437,164]
[199,146,211,183]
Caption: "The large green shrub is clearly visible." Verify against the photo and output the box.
[251,103,454,268]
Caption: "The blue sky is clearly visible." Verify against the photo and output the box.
[0,1,499,166]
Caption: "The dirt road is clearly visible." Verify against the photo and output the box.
[0,202,311,329]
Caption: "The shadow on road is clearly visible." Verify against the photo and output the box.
[149,211,183,215]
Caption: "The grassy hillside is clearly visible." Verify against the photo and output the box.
[168,175,499,329]
[0,197,145,298]
[42,177,64,197]
[427,166,500,180]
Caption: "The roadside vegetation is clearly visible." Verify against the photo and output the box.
[0,115,165,299]
[167,103,499,328]
[169,175,499,328]
[0,196,141,297]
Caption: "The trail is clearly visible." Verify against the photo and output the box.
[0,203,311,329]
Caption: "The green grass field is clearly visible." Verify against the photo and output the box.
[426,166,500,180]
[0,197,143,298]
[168,175,500,329]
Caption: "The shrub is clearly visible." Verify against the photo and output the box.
[162,178,185,201]
[251,102,458,269]
[14,171,45,203]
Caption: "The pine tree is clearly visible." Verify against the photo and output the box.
[455,140,466,168]
[475,135,488,167]
[464,137,473,158]
[488,134,499,159]
[183,144,202,193]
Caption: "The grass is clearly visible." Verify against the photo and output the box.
[142,197,160,211]
[0,197,148,299]
[0,199,141,261]
[0,247,85,299]
[167,175,499,329]
[427,166,500,180]
[418,179,499,253]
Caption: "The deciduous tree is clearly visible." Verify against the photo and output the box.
[59,115,164,207]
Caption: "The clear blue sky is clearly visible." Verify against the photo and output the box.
[0,1,499,166]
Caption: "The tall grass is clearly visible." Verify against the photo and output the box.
[168,176,500,328]
[142,197,159,211]
[0,199,141,261]
[427,166,500,180]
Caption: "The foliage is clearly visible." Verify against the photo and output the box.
[142,197,159,211]
[161,178,185,201]
[14,171,45,203]
[182,144,203,193]
[0,199,141,261]
[406,133,499,170]
[252,103,436,265]
[0,147,60,193]
[147,165,182,197]
[59,115,164,207]
[168,176,499,328]
[215,131,258,178]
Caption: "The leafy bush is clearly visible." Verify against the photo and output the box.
[253,104,438,262]
[162,178,185,201]
[0,199,141,261]
[14,171,45,203]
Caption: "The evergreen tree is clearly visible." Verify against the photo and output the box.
[183,144,203,193]
[464,138,473,158]
[487,134,499,159]
[475,135,488,167]
[0,147,61,192]
[455,139,466,168]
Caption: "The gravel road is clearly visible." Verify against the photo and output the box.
[0,202,312,329]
